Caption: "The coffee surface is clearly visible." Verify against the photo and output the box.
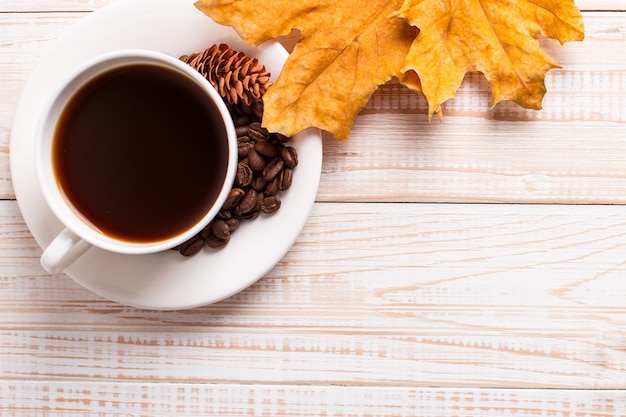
[53,64,229,243]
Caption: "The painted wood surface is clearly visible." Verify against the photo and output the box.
[1,13,625,202]
[1,0,626,415]
[0,0,622,11]
[3,200,626,387]
[3,383,625,416]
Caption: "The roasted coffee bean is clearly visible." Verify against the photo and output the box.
[281,145,298,168]
[225,217,240,233]
[234,115,252,127]
[255,140,278,157]
[175,52,301,256]
[263,157,284,182]
[241,210,260,221]
[247,148,266,172]
[178,235,204,257]
[264,176,279,196]
[279,167,293,191]
[252,175,267,191]
[206,233,229,249]
[248,122,269,142]
[235,125,250,137]
[271,132,290,143]
[217,209,232,220]
[261,195,281,214]
[211,219,230,240]
[200,223,213,240]
[255,192,264,211]
[237,189,258,214]
[248,121,262,131]
[235,162,253,187]
[223,187,245,209]
[238,139,254,157]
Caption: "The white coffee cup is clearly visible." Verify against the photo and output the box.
[35,49,238,274]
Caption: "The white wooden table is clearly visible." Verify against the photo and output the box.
[2,1,626,415]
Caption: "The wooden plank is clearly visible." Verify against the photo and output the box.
[319,117,626,203]
[3,200,626,388]
[577,0,626,10]
[1,13,624,202]
[0,12,88,199]
[1,383,624,417]
[319,13,626,203]
[0,0,622,12]
[0,0,119,12]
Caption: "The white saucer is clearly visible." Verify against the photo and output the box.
[10,0,322,310]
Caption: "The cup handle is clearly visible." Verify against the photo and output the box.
[41,228,92,274]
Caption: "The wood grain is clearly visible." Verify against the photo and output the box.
[2,2,626,416]
[0,0,622,12]
[1,13,625,202]
[3,200,626,388]
[0,12,87,199]
[2,383,625,416]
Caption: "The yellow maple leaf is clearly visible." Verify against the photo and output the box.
[196,0,583,140]
[195,0,418,140]
[395,0,584,116]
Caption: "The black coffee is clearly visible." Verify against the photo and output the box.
[53,64,229,243]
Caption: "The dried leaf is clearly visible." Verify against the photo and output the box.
[195,0,584,139]
[395,0,585,116]
[195,0,418,140]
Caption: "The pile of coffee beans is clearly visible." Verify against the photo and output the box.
[175,99,298,257]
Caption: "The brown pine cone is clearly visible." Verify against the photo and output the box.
[180,44,272,107]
